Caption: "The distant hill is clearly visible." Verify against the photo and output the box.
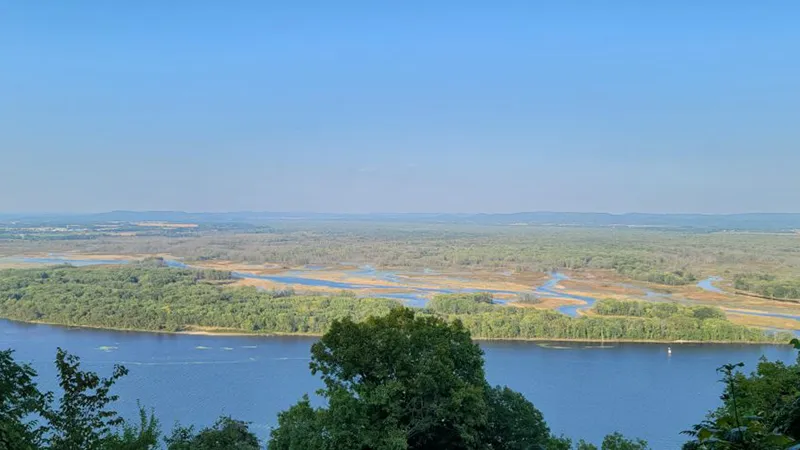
[2,211,800,232]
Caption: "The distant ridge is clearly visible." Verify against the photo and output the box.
[2,211,800,232]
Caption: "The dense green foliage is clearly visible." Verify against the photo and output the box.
[683,339,800,449]
[164,417,259,450]
[612,258,697,286]
[595,433,650,450]
[433,292,495,304]
[270,309,507,449]
[734,273,800,300]
[0,266,399,334]
[0,267,786,343]
[428,297,785,343]
[682,360,800,449]
[549,432,650,450]
[594,299,727,321]
[428,293,497,314]
[269,308,619,450]
[1,349,46,449]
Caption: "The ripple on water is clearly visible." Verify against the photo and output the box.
[536,343,574,350]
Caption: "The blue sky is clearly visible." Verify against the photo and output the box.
[1,1,798,213]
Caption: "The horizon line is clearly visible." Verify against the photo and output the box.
[3,210,800,217]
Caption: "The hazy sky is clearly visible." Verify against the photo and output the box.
[2,2,798,214]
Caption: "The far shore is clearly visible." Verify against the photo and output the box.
[0,317,788,346]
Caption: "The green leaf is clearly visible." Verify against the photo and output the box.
[762,433,793,446]
[697,427,713,441]
[716,416,732,427]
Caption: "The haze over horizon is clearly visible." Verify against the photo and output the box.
[2,2,798,214]
[5,209,800,219]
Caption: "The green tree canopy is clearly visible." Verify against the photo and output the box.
[682,358,800,449]
[269,308,552,450]
[0,349,46,450]
[0,348,161,450]
[165,417,259,450]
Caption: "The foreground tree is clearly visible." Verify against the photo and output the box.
[0,348,160,450]
[165,417,259,450]
[269,308,552,449]
[546,433,650,450]
[483,386,550,449]
[44,349,131,450]
[0,350,47,450]
[103,406,161,450]
[683,353,800,449]
[598,433,649,450]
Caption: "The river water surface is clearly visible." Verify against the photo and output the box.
[2,319,796,449]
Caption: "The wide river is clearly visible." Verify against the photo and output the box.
[2,319,796,448]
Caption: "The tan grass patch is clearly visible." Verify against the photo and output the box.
[727,313,800,331]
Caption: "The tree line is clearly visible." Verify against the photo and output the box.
[734,273,800,300]
[593,299,727,321]
[0,267,789,344]
[427,301,784,344]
